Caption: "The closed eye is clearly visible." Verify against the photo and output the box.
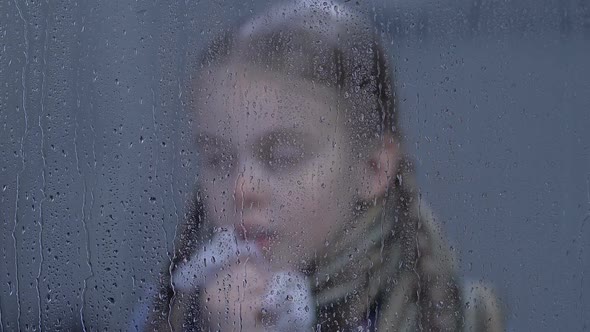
[197,133,237,174]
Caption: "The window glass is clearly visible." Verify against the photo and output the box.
[0,0,588,331]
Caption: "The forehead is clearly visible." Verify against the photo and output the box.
[192,66,345,137]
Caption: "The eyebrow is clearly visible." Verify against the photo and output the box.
[197,128,313,154]
[254,128,308,146]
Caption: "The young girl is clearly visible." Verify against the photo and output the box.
[144,1,503,330]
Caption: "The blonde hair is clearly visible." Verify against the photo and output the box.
[149,1,503,330]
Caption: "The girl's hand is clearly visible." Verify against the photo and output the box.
[200,259,271,331]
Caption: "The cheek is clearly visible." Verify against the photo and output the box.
[274,158,354,247]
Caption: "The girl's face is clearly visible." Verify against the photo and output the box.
[193,65,367,270]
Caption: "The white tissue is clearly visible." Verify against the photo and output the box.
[172,230,260,292]
[171,229,315,331]
[262,270,314,332]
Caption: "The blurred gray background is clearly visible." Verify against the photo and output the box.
[1,0,588,330]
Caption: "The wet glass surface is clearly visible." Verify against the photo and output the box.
[0,0,588,330]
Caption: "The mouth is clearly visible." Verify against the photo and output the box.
[235,222,276,250]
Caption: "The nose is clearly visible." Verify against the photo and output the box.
[233,159,269,212]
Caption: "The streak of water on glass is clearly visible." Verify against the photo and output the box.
[72,12,89,326]
[80,180,92,332]
[413,193,424,331]
[76,75,91,331]
[84,59,98,329]
[148,84,173,331]
[12,150,22,332]
[36,2,50,328]
[12,0,29,329]
[170,81,182,278]
[237,164,248,332]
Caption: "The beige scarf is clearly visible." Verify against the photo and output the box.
[310,171,503,331]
